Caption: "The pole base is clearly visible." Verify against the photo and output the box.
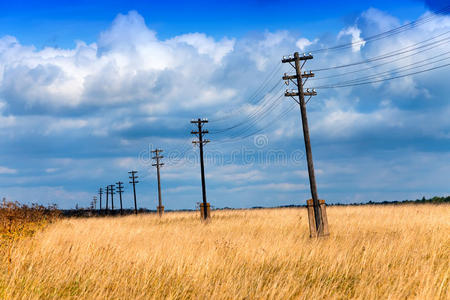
[157,205,164,216]
[200,202,211,220]
[306,199,329,238]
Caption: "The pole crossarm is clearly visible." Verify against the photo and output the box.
[285,90,317,97]
[283,73,315,80]
[282,54,313,63]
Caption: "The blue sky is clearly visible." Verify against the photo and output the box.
[0,0,449,209]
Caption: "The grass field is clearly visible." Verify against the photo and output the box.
[1,204,449,299]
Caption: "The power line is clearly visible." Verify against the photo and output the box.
[314,62,450,89]
[210,84,285,134]
[212,33,450,137]
[309,48,450,82]
[212,102,296,145]
[307,5,450,54]
[314,52,450,88]
[209,62,284,123]
[223,94,285,139]
[312,31,450,72]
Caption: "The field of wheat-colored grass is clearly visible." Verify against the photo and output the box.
[1,204,449,299]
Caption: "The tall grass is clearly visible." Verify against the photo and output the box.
[1,204,448,299]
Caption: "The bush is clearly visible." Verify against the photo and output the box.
[0,200,60,245]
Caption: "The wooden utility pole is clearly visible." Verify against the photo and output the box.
[92,196,97,210]
[191,118,211,220]
[282,52,329,237]
[109,184,115,211]
[152,149,165,216]
[98,187,103,212]
[105,185,109,212]
[116,181,124,215]
[129,171,139,215]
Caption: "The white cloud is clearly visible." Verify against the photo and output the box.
[1,186,90,207]
[0,11,237,112]
[207,164,266,183]
[296,37,318,51]
[0,114,15,128]
[115,157,140,169]
[229,182,308,192]
[44,118,88,135]
[0,166,17,174]
[170,33,235,63]
[337,26,366,52]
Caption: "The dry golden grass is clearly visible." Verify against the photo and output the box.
[1,204,449,299]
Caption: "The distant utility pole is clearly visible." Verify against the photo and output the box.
[116,181,124,215]
[109,184,115,211]
[152,149,165,216]
[129,171,139,215]
[191,118,211,220]
[105,185,110,212]
[92,196,97,210]
[98,188,103,211]
[282,52,329,237]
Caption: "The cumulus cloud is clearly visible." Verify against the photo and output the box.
[170,33,235,63]
[0,11,238,114]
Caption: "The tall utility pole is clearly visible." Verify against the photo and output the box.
[191,118,211,220]
[129,171,139,215]
[105,185,109,212]
[282,52,329,237]
[109,184,115,211]
[98,188,103,211]
[116,181,124,215]
[152,149,165,216]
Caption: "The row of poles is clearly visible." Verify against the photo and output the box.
[89,52,329,237]
[90,119,211,220]
[93,170,139,215]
